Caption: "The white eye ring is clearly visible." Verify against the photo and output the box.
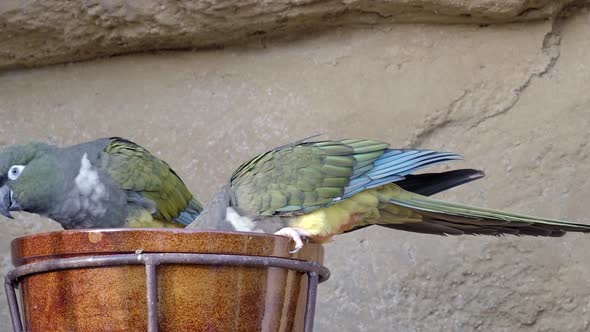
[8,165,25,181]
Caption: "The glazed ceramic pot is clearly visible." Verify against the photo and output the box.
[8,229,327,332]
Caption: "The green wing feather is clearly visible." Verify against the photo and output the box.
[231,139,389,216]
[101,138,200,222]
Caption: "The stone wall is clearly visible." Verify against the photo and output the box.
[0,0,580,69]
[1,1,590,331]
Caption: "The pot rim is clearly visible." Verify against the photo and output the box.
[11,228,324,267]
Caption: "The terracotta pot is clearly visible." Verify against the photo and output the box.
[9,229,327,332]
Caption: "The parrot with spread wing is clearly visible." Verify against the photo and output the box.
[189,139,590,253]
[0,137,202,229]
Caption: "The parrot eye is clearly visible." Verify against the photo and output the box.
[7,165,25,181]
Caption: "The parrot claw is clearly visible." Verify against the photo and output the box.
[274,227,312,254]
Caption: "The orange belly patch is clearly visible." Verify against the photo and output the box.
[338,213,360,233]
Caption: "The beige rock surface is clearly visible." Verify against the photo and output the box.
[2,8,590,332]
[0,0,579,69]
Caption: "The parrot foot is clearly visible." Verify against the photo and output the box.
[274,227,312,254]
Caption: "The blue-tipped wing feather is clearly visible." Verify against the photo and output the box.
[342,149,463,198]
[231,138,479,216]
[173,199,203,226]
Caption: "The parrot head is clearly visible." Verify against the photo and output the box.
[0,142,61,219]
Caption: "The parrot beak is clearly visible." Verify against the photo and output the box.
[0,185,21,219]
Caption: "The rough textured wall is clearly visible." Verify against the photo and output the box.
[0,0,580,69]
[2,10,590,332]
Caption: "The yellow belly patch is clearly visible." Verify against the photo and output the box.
[289,185,424,242]
[125,209,185,228]
[126,219,185,228]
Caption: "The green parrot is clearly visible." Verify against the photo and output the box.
[0,137,202,228]
[190,139,590,253]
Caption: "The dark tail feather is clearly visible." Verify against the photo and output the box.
[395,169,484,196]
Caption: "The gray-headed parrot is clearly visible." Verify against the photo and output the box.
[189,139,590,253]
[0,137,202,228]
